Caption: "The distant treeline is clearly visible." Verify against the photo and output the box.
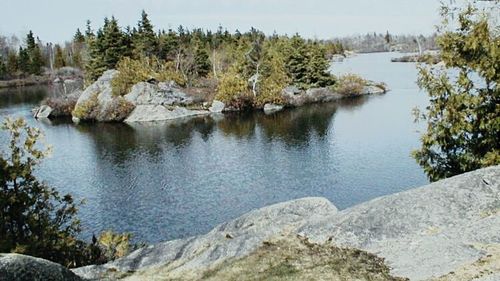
[0,11,350,108]
[0,11,345,82]
[335,32,438,53]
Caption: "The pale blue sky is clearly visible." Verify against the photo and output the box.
[1,0,442,43]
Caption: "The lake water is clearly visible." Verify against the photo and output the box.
[0,52,429,243]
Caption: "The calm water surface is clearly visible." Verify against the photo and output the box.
[0,52,429,243]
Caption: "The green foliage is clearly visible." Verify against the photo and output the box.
[284,35,335,89]
[25,31,44,75]
[74,28,85,44]
[18,47,30,74]
[334,74,366,96]
[132,10,158,58]
[215,68,250,107]
[6,52,18,76]
[78,12,342,100]
[72,92,99,120]
[111,56,186,96]
[0,56,6,79]
[254,45,290,107]
[85,17,130,81]
[54,44,66,69]
[101,97,136,121]
[0,118,93,267]
[0,118,135,267]
[414,3,500,181]
[97,231,132,261]
[194,43,211,77]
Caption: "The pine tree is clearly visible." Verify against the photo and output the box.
[54,44,66,69]
[385,31,391,44]
[18,47,30,74]
[74,28,85,44]
[133,10,158,57]
[0,55,6,79]
[84,20,95,40]
[102,17,128,67]
[286,35,309,87]
[85,27,106,81]
[6,52,18,76]
[414,3,500,181]
[158,29,179,61]
[285,36,334,88]
[194,42,210,77]
[307,42,334,87]
[25,31,44,75]
[72,29,86,69]
[85,17,128,81]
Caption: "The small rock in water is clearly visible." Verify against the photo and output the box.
[263,103,284,114]
[34,105,53,119]
[209,100,225,113]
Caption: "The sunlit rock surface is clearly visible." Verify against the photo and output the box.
[73,166,500,280]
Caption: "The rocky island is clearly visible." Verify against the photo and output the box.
[33,69,386,123]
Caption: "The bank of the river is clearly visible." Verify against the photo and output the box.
[71,166,500,281]
[0,75,51,89]
[2,166,497,281]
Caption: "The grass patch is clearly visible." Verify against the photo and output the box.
[333,74,367,96]
[199,235,408,281]
[111,56,186,97]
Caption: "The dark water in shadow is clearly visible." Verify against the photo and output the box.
[0,52,429,243]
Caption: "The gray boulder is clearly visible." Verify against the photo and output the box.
[281,82,387,107]
[125,82,194,107]
[73,197,337,280]
[62,79,84,95]
[208,100,225,113]
[362,84,386,95]
[73,166,500,281]
[125,105,210,122]
[330,54,345,62]
[72,70,118,122]
[299,165,500,280]
[33,105,53,119]
[282,87,343,106]
[0,253,82,281]
[263,103,284,114]
[72,71,206,122]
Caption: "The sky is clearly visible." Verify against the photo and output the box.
[0,0,443,43]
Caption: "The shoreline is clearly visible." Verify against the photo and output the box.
[72,166,499,280]
[0,76,52,89]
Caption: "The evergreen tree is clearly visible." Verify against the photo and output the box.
[54,44,66,69]
[6,51,18,76]
[307,42,335,87]
[194,42,210,77]
[84,20,95,40]
[414,3,500,181]
[158,29,178,61]
[18,47,30,74]
[385,31,391,44]
[25,31,44,75]
[85,17,128,81]
[71,29,86,69]
[285,35,334,88]
[74,28,85,44]
[102,17,128,67]
[133,10,158,57]
[286,35,309,87]
[0,55,6,79]
[85,27,107,81]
